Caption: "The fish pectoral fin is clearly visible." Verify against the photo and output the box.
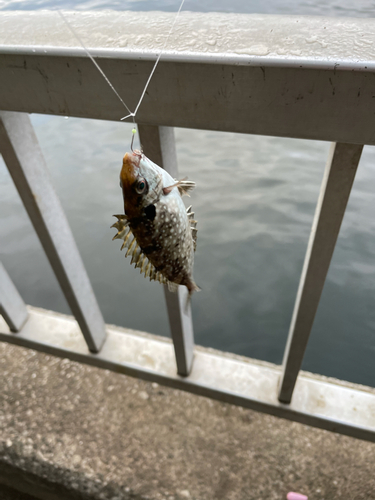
[177,179,195,197]
[163,177,195,197]
[163,180,181,195]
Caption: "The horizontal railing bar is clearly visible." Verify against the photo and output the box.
[1,45,375,72]
[2,53,374,146]
[0,307,374,443]
[1,11,375,67]
[1,12,375,144]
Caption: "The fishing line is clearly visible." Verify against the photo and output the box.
[58,10,134,120]
[121,0,186,121]
[58,0,186,139]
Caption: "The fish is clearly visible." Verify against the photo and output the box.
[111,149,199,297]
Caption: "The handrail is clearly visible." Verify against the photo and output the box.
[0,10,374,442]
[0,11,375,143]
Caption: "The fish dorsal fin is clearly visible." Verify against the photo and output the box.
[111,214,179,291]
[186,205,198,251]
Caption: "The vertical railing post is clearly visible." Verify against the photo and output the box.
[0,262,28,332]
[278,142,363,403]
[138,125,195,376]
[0,111,106,352]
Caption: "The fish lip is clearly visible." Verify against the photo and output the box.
[121,151,144,217]
[121,151,142,188]
[123,151,141,169]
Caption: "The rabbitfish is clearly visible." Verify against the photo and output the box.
[111,150,199,296]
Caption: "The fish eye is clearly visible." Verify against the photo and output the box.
[135,177,148,195]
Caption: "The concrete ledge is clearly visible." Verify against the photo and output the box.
[1,340,375,500]
[2,307,375,442]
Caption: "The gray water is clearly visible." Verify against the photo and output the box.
[1,1,375,387]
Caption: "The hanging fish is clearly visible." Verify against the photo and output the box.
[111,150,199,297]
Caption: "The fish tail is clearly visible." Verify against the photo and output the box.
[189,282,201,295]
[183,280,200,312]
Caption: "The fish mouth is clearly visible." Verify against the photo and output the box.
[121,151,141,186]
[123,151,141,169]
[120,151,144,217]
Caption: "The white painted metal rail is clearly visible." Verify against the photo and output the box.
[0,10,374,442]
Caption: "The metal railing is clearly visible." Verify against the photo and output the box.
[0,10,375,442]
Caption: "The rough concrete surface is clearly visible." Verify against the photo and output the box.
[1,341,375,500]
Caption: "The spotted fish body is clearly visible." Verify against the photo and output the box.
[111,150,198,296]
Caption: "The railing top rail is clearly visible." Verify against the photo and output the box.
[1,11,375,143]
[1,11,375,67]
